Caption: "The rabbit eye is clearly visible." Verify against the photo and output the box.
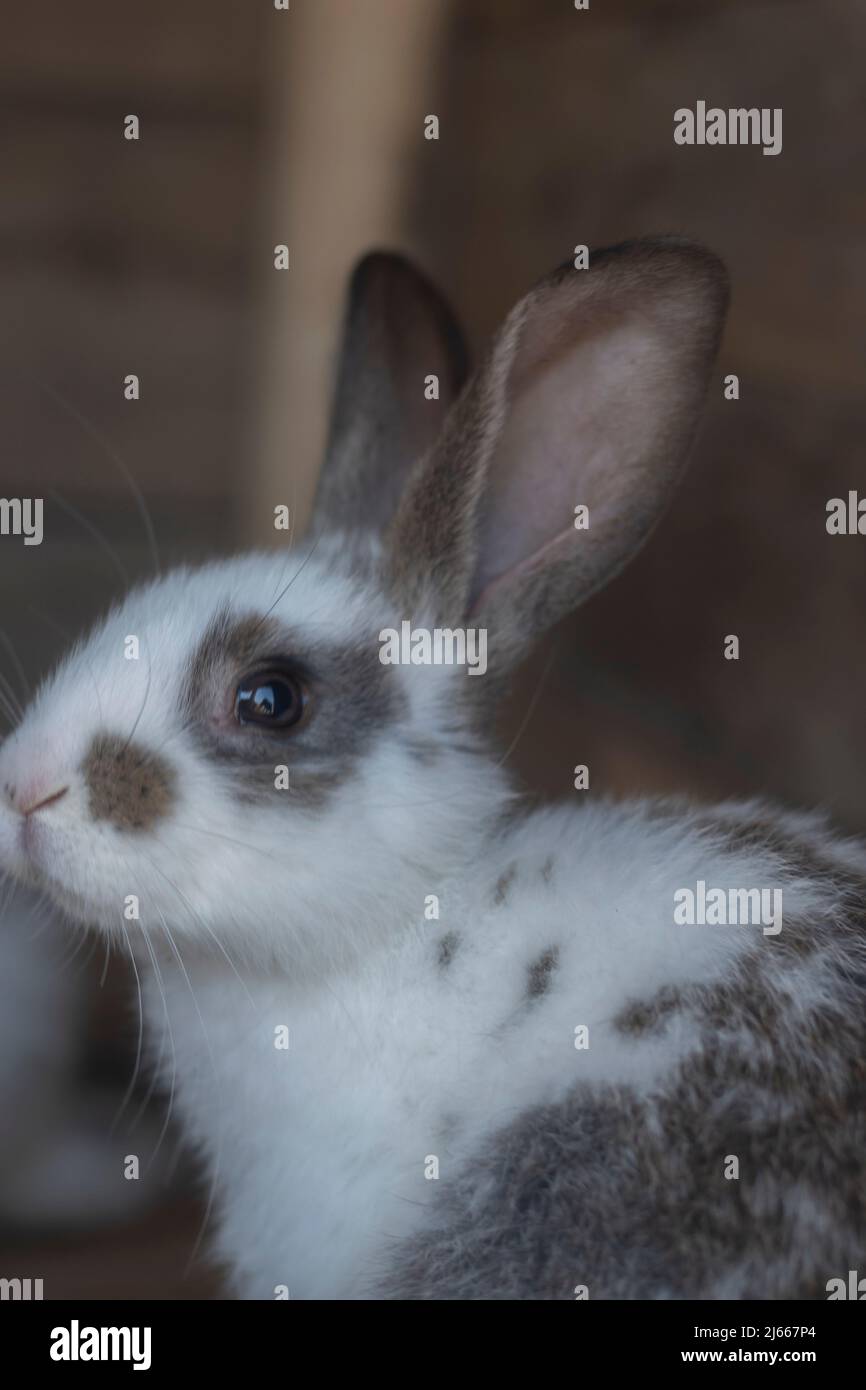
[235,670,306,729]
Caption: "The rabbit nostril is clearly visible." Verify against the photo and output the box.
[22,786,70,817]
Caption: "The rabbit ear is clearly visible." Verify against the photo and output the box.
[388,237,729,669]
[311,252,469,536]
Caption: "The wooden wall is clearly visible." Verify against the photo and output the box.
[0,0,265,504]
[2,0,865,814]
[406,0,866,829]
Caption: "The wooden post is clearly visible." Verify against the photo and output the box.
[243,0,449,547]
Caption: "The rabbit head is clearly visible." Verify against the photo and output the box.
[0,239,727,971]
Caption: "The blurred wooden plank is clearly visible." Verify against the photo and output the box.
[410,0,865,398]
[0,269,249,499]
[0,0,262,101]
[452,0,791,31]
[0,119,258,279]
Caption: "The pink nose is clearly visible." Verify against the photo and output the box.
[21,786,69,816]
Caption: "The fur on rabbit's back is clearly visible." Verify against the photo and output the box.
[159,794,866,1299]
[373,799,866,1300]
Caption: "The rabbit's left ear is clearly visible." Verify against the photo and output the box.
[311,252,468,536]
[388,237,729,670]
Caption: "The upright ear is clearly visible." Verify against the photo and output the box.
[388,237,729,670]
[310,252,469,536]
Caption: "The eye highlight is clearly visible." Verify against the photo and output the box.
[235,669,306,729]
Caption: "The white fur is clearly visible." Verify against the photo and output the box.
[0,540,834,1295]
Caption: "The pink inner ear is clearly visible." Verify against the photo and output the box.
[469,315,671,605]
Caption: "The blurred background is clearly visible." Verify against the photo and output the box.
[0,0,863,1299]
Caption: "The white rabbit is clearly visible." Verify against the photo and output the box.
[0,239,863,1298]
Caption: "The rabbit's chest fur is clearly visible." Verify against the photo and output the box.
[142,797,853,1299]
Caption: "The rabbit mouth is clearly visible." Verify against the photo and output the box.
[6,817,68,893]
[0,805,98,923]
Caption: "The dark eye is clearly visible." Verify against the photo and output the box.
[235,670,306,729]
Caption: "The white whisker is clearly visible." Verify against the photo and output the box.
[112,922,145,1133]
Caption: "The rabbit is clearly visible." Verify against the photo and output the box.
[0,236,863,1299]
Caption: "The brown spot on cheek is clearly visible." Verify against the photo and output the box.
[83,733,176,831]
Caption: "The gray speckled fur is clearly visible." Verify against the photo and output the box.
[378,818,866,1300]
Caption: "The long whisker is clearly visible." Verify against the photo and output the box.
[0,681,22,726]
[154,902,225,1273]
[129,992,168,1134]
[112,922,145,1133]
[98,931,112,988]
[169,821,283,865]
[40,381,160,575]
[20,885,56,938]
[53,919,94,973]
[27,605,107,727]
[71,930,102,978]
[123,864,227,1274]
[134,920,176,1169]
[252,530,324,636]
[163,1134,186,1186]
[114,713,199,769]
[494,644,558,769]
[46,488,130,591]
[142,845,258,1012]
[322,646,559,816]
[0,628,31,702]
[265,496,299,608]
[122,635,153,753]
[185,1134,222,1280]
[0,873,19,923]
[156,906,216,1071]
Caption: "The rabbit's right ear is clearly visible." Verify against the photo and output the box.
[387,237,729,673]
[311,252,468,536]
